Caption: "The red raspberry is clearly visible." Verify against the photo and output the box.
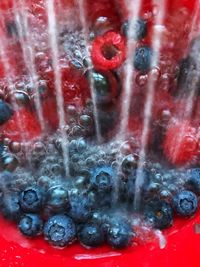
[91,31,126,70]
[1,108,42,142]
[163,120,198,166]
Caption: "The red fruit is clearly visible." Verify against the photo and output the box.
[91,31,126,70]
[43,67,90,106]
[163,120,198,166]
[42,97,59,130]
[1,108,42,142]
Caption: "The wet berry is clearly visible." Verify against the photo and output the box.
[68,192,93,223]
[0,100,13,125]
[186,168,200,195]
[106,218,133,249]
[19,186,44,213]
[19,214,43,237]
[134,46,153,72]
[90,166,114,193]
[144,199,173,229]
[91,31,126,70]
[121,18,147,40]
[78,223,105,247]
[44,215,76,247]
[2,192,21,221]
[46,185,70,213]
[173,190,198,217]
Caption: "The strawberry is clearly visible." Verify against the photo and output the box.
[163,120,198,166]
[1,108,42,142]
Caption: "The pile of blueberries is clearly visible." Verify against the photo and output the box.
[0,130,200,249]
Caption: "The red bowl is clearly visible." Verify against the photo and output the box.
[0,0,199,267]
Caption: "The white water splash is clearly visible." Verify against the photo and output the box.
[46,0,69,176]
[134,0,166,210]
[75,0,102,143]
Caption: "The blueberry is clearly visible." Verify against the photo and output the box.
[0,144,5,156]
[68,192,93,223]
[2,192,21,221]
[1,154,19,172]
[19,186,44,213]
[122,18,147,40]
[90,166,114,193]
[43,215,76,247]
[144,199,173,229]
[172,190,198,217]
[121,154,137,175]
[90,212,111,234]
[19,214,43,237]
[106,218,133,249]
[91,71,112,104]
[0,100,13,125]
[177,57,196,90]
[78,223,105,247]
[134,46,153,72]
[6,21,18,37]
[46,185,70,212]
[186,168,200,195]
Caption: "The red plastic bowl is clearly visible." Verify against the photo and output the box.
[0,0,200,267]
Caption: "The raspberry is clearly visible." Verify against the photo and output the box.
[1,108,42,142]
[163,120,198,166]
[91,31,126,70]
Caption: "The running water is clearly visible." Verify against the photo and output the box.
[0,12,28,147]
[75,0,102,143]
[118,0,142,140]
[45,0,69,176]
[13,0,45,132]
[134,0,166,210]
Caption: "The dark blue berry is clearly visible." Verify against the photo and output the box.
[2,192,21,221]
[0,100,13,125]
[122,19,147,40]
[134,46,153,72]
[19,186,44,213]
[90,166,114,193]
[177,57,196,90]
[43,215,76,247]
[106,218,133,249]
[186,168,200,195]
[6,21,18,37]
[172,190,198,217]
[121,154,138,175]
[91,71,112,104]
[78,223,105,247]
[19,214,43,237]
[46,185,70,212]
[90,212,111,234]
[68,192,93,223]
[144,199,173,229]
[0,144,5,156]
